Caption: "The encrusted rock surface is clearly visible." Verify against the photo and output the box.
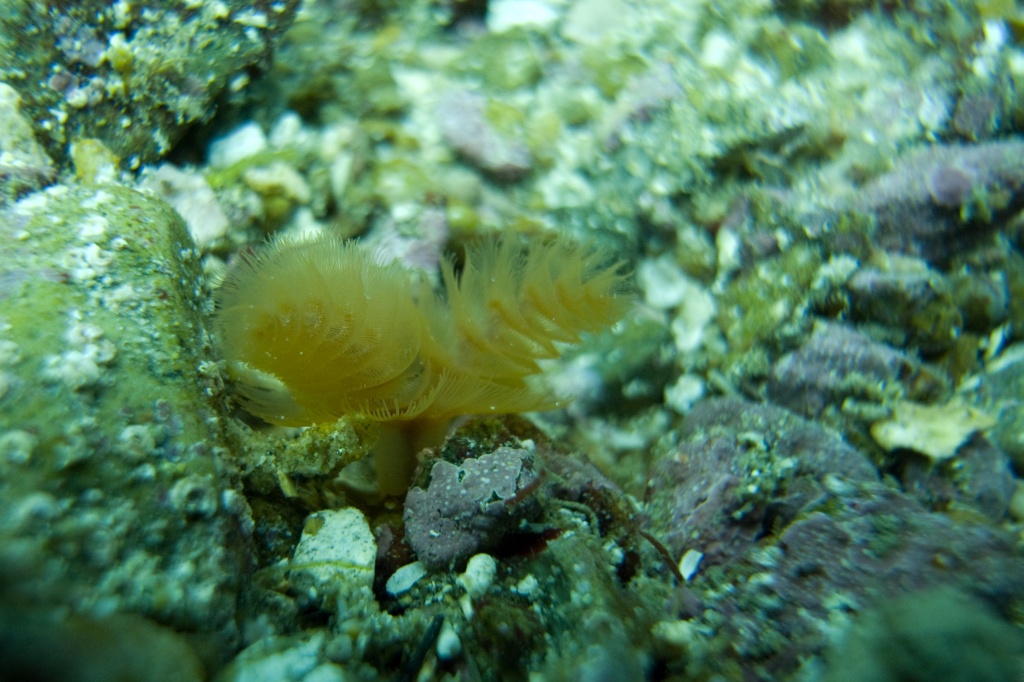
[0,184,251,665]
[0,0,300,168]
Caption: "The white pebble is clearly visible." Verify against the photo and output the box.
[385,561,427,597]
[458,553,497,598]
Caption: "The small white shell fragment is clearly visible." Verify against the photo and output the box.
[638,254,690,310]
[678,549,703,581]
[138,164,229,248]
[436,620,462,661]
[208,121,267,167]
[243,162,312,204]
[458,553,497,598]
[385,561,427,597]
[665,374,705,414]
[512,574,540,599]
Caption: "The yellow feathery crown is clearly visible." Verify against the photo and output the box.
[214,233,633,427]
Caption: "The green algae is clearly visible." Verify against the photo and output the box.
[458,28,545,91]
[823,587,1024,682]
[716,243,823,356]
[0,0,301,169]
[0,184,248,657]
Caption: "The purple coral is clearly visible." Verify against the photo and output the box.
[403,447,539,570]
[644,396,1024,680]
[767,322,945,417]
[856,139,1024,264]
[899,435,1017,521]
[645,397,878,568]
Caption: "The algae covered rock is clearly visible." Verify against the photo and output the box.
[0,608,206,682]
[0,82,55,205]
[0,184,251,658]
[767,322,948,418]
[645,397,879,569]
[823,587,1024,682]
[855,140,1024,265]
[644,396,1024,681]
[0,0,300,168]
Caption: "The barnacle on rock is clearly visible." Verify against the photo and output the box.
[215,232,632,493]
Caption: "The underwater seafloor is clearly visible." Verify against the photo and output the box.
[2,0,1024,680]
